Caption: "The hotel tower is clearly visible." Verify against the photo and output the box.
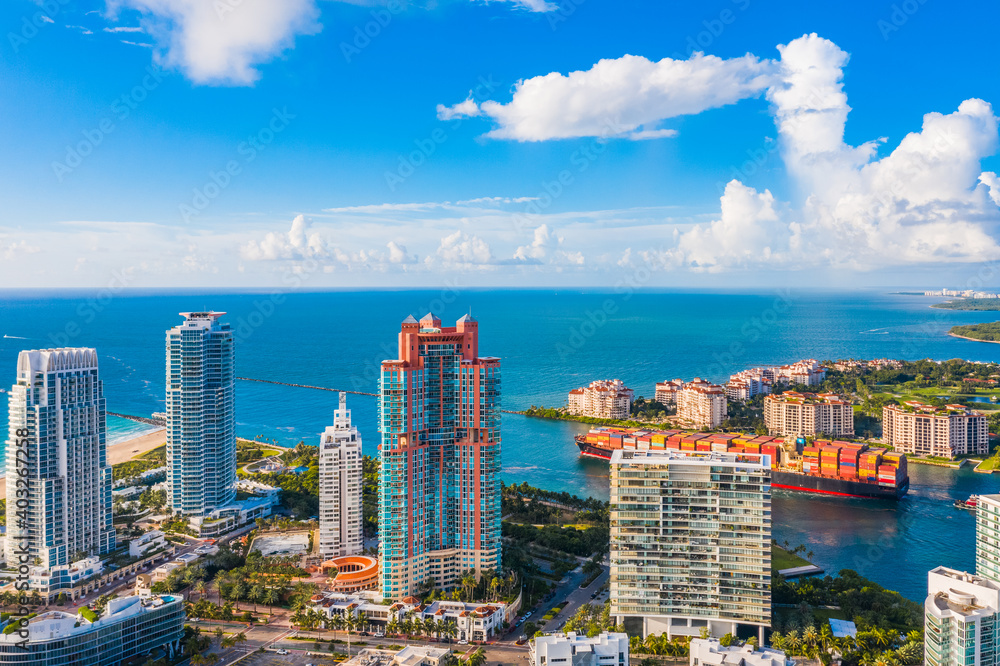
[5,348,115,569]
[378,313,501,599]
[165,312,236,516]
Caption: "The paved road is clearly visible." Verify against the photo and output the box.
[499,560,610,644]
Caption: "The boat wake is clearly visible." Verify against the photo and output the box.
[3,334,27,339]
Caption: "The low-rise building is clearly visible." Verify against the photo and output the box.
[676,379,727,429]
[308,592,516,641]
[236,479,282,500]
[925,567,1000,666]
[151,561,183,582]
[689,639,790,666]
[529,632,629,666]
[128,530,168,558]
[883,402,989,458]
[346,646,452,666]
[764,392,854,437]
[29,556,104,602]
[568,380,634,419]
[188,495,276,537]
[393,646,452,666]
[0,594,185,665]
[654,380,685,405]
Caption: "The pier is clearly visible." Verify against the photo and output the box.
[236,377,377,396]
[108,411,165,427]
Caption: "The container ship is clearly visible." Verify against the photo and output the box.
[575,427,909,500]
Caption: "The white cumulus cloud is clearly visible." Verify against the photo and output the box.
[440,51,776,141]
[108,0,322,85]
[241,215,327,260]
[436,230,494,266]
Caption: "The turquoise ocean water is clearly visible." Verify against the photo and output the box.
[0,288,998,600]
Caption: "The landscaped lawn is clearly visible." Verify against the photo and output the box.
[772,545,813,572]
[978,456,1000,471]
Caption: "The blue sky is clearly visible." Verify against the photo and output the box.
[3,0,1000,288]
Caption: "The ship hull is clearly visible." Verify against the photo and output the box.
[575,440,907,499]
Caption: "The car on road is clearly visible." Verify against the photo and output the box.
[590,593,597,599]
[458,640,468,645]
[275,649,288,655]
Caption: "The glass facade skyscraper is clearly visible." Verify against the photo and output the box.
[378,313,501,599]
[609,449,772,641]
[4,348,114,569]
[165,312,236,516]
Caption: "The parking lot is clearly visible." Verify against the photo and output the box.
[237,652,339,666]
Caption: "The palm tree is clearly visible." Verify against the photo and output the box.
[803,625,819,649]
[231,581,247,611]
[193,580,207,602]
[467,648,487,666]
[248,584,263,613]
[386,617,399,636]
[460,573,477,601]
[424,617,437,639]
[263,587,279,614]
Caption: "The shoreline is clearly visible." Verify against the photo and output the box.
[948,332,1000,345]
[0,428,166,498]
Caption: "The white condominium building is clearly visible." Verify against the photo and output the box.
[529,632,629,666]
[883,402,988,459]
[773,359,825,386]
[676,379,728,429]
[724,369,772,402]
[978,495,1000,584]
[320,392,364,559]
[925,567,1000,666]
[609,449,771,642]
[568,380,634,419]
[689,639,790,666]
[654,380,685,405]
[165,312,236,516]
[5,348,115,569]
[763,392,854,437]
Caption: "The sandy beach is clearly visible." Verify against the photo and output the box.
[0,428,166,498]
[107,428,167,466]
[949,332,1000,345]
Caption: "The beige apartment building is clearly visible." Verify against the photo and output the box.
[568,379,634,419]
[763,392,854,437]
[883,401,988,458]
[676,379,727,428]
